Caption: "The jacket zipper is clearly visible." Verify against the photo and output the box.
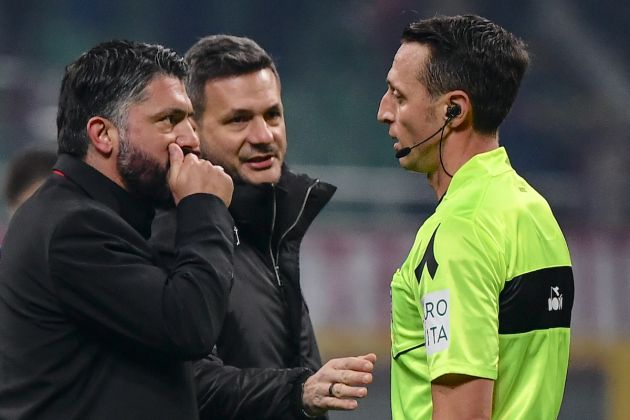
[274,180,319,266]
[268,179,319,287]
[233,226,240,246]
[268,186,282,287]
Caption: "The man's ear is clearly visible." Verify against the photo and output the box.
[86,116,117,156]
[443,90,470,129]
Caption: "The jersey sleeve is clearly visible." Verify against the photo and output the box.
[416,215,506,382]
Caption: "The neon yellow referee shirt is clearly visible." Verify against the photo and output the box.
[390,147,573,419]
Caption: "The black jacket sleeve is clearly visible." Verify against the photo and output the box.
[299,298,324,372]
[49,194,234,359]
[195,354,318,420]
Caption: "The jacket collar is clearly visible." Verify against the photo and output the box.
[229,165,336,250]
[53,154,155,238]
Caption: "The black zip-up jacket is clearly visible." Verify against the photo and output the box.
[0,154,235,419]
[151,167,336,419]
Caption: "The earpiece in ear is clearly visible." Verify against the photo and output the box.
[446,104,461,120]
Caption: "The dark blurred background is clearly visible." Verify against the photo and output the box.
[1,0,628,418]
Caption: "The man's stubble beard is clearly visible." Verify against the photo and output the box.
[117,132,173,208]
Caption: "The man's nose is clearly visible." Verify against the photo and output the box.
[377,92,394,124]
[175,118,200,151]
[247,117,274,144]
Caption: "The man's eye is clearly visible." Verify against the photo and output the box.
[229,116,247,124]
[160,115,175,125]
[266,110,282,119]
[160,113,185,126]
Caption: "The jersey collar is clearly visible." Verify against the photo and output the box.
[442,147,513,202]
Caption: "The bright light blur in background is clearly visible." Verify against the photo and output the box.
[1,1,628,419]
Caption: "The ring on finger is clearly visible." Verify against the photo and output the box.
[328,382,337,397]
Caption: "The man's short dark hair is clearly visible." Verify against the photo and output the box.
[4,145,57,209]
[402,15,529,134]
[185,35,278,118]
[56,40,187,158]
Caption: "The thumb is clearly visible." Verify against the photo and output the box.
[168,143,184,184]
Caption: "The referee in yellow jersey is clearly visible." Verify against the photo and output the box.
[378,15,574,420]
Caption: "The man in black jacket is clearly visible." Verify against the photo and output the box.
[151,35,376,419]
[0,40,235,419]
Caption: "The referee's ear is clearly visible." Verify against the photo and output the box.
[443,90,469,129]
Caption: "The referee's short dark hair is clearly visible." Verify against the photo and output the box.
[402,15,529,135]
